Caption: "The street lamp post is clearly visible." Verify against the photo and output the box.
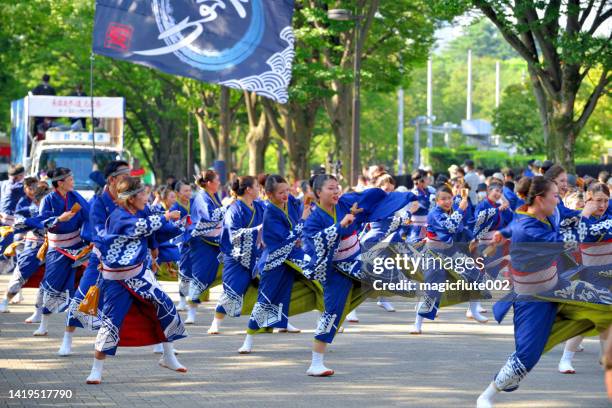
[328,8,361,186]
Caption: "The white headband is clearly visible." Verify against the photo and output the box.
[118,186,145,200]
[51,171,72,182]
[108,167,130,179]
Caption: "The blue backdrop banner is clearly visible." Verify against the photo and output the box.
[93,0,295,103]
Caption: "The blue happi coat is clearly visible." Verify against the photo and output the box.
[94,207,186,356]
[248,195,306,331]
[473,198,513,278]
[188,189,226,302]
[489,208,611,393]
[215,198,265,317]
[38,190,90,314]
[303,188,418,343]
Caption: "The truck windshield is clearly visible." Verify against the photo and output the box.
[39,149,122,190]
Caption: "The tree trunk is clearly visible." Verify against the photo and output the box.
[282,101,318,181]
[276,139,286,177]
[263,99,320,181]
[195,113,214,169]
[244,91,270,175]
[218,87,232,172]
[246,113,270,175]
[324,83,352,181]
[547,101,577,172]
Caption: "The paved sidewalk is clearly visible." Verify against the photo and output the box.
[0,275,608,407]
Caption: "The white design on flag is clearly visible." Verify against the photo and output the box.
[220,27,295,103]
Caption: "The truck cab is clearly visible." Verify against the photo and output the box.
[10,95,126,199]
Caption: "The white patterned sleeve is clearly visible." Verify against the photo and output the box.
[124,214,165,238]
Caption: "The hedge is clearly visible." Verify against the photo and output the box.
[421,146,598,174]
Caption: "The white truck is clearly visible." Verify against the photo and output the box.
[10,95,127,199]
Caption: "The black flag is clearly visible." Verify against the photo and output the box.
[93,0,295,103]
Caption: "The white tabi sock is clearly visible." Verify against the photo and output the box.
[160,343,186,372]
[411,314,424,333]
[33,314,49,336]
[476,382,499,408]
[10,291,23,304]
[306,351,334,376]
[86,358,104,384]
[558,349,576,373]
[285,322,301,333]
[177,296,187,311]
[25,307,42,323]
[58,331,73,356]
[185,304,197,324]
[238,334,254,354]
[469,301,489,323]
[0,298,8,313]
[346,310,359,322]
[208,317,221,334]
[561,349,575,362]
[311,351,324,367]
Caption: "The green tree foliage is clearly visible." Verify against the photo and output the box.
[440,0,611,172]
[493,82,544,154]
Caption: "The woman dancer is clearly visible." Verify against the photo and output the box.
[188,170,226,327]
[86,176,187,384]
[237,175,311,353]
[302,174,416,376]
[208,176,265,335]
[60,161,130,356]
[557,182,611,374]
[476,177,612,407]
[0,181,50,315]
[410,185,488,335]
[34,168,90,337]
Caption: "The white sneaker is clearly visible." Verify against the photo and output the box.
[306,364,334,377]
[346,310,359,323]
[0,298,8,313]
[376,300,396,312]
[25,308,42,323]
[9,291,23,304]
[558,359,576,374]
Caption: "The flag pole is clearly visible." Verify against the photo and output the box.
[90,52,96,164]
